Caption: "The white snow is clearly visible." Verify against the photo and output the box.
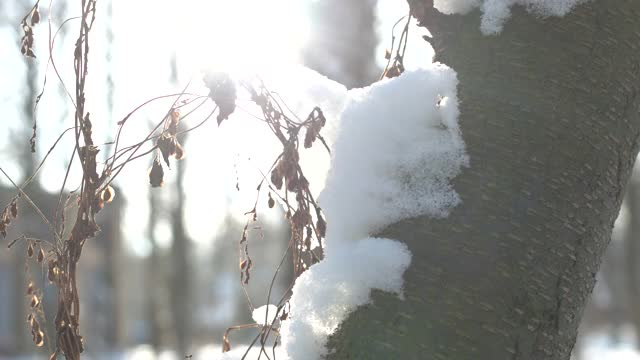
[252,304,280,325]
[283,64,465,359]
[280,237,411,359]
[434,0,586,34]
[220,64,467,359]
[320,63,468,248]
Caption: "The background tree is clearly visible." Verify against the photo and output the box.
[303,0,379,88]
[326,0,640,359]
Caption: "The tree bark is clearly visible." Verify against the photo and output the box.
[326,1,640,359]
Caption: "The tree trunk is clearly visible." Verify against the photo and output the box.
[168,53,192,357]
[326,1,640,359]
[170,144,192,357]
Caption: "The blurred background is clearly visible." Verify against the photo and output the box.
[0,0,637,359]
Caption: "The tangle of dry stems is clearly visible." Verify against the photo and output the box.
[2,0,372,358]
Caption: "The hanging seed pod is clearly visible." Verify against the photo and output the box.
[34,330,44,347]
[174,142,185,160]
[101,185,115,203]
[267,193,275,209]
[168,109,180,135]
[26,281,34,295]
[10,199,18,218]
[157,133,176,167]
[37,247,44,263]
[27,243,34,258]
[271,167,283,190]
[47,260,57,283]
[30,294,39,308]
[31,6,40,25]
[149,159,164,187]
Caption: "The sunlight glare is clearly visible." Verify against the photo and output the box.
[174,0,309,77]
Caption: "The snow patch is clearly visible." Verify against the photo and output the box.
[252,304,281,326]
[221,64,466,359]
[434,0,586,34]
[281,238,411,359]
[320,64,467,247]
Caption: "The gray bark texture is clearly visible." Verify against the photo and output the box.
[325,0,640,359]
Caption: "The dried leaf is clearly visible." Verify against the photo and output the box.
[174,142,185,160]
[239,259,248,270]
[35,330,44,347]
[0,221,6,238]
[204,72,237,125]
[27,243,34,258]
[25,48,36,58]
[30,295,39,308]
[101,186,115,203]
[149,159,164,187]
[31,7,40,26]
[10,199,18,218]
[168,109,180,135]
[47,260,57,283]
[270,167,283,190]
[268,193,275,209]
[157,134,176,168]
[37,247,44,263]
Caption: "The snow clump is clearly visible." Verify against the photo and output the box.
[434,0,587,34]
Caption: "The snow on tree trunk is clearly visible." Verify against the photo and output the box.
[325,0,640,359]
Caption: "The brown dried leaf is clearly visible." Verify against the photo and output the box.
[268,193,275,209]
[31,7,40,26]
[25,48,36,58]
[37,247,44,263]
[270,167,283,190]
[101,186,115,203]
[35,330,44,347]
[168,109,180,135]
[47,260,57,283]
[10,199,18,218]
[27,243,34,258]
[174,142,185,160]
[149,159,164,187]
[30,294,39,308]
[157,133,176,168]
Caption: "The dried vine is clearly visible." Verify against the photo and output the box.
[4,0,334,358]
